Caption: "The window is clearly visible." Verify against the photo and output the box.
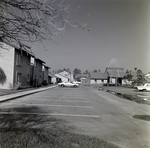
[42,65,45,71]
[16,53,21,65]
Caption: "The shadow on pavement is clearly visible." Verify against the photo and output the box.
[0,106,120,148]
[0,106,73,148]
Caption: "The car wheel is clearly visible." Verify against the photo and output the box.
[73,85,77,88]
[61,84,65,87]
[143,89,146,92]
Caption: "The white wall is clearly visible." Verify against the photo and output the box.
[90,79,108,84]
[55,71,74,82]
[51,77,57,84]
[55,74,68,82]
[0,43,15,89]
[122,79,132,85]
[90,80,103,84]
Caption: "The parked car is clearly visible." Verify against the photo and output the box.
[73,81,81,85]
[58,82,79,88]
[135,83,150,91]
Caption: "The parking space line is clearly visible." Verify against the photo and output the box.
[34,96,88,99]
[4,103,93,108]
[48,100,90,102]
[0,112,100,118]
[22,100,90,103]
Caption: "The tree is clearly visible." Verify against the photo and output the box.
[132,69,145,86]
[98,69,101,73]
[134,67,137,71]
[83,70,89,74]
[63,68,71,73]
[0,0,86,51]
[73,68,81,78]
[125,69,133,81]
[93,69,98,73]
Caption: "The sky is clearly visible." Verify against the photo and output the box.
[31,0,150,74]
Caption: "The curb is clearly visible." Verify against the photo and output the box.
[0,85,58,103]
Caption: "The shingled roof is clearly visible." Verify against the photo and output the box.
[75,73,90,79]
[89,72,108,80]
[105,67,125,78]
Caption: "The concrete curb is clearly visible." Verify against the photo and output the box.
[0,85,58,103]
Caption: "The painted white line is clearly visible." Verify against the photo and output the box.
[5,103,93,108]
[51,113,100,117]
[34,96,87,99]
[30,97,88,101]
[26,100,90,103]
[0,112,100,118]
[137,95,150,98]
[35,104,93,108]
[50,100,89,102]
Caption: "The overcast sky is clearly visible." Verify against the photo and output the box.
[31,0,150,73]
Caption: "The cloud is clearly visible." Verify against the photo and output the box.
[107,58,122,67]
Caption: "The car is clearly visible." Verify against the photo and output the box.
[73,81,81,85]
[58,82,79,88]
[135,83,150,91]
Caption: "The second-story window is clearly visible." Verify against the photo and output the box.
[16,53,21,65]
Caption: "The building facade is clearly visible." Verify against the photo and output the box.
[105,67,125,85]
[55,71,73,83]
[89,72,108,84]
[0,42,34,89]
[0,42,50,89]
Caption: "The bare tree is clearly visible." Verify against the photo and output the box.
[0,0,86,51]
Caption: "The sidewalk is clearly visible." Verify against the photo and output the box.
[0,85,57,103]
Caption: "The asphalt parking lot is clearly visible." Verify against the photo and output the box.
[0,86,150,148]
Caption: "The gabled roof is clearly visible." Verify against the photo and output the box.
[105,67,124,71]
[89,72,107,79]
[105,68,125,78]
[55,71,71,79]
[35,58,45,64]
[48,73,60,79]
[118,71,125,77]
[0,41,34,57]
[43,65,51,69]
[75,73,89,78]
